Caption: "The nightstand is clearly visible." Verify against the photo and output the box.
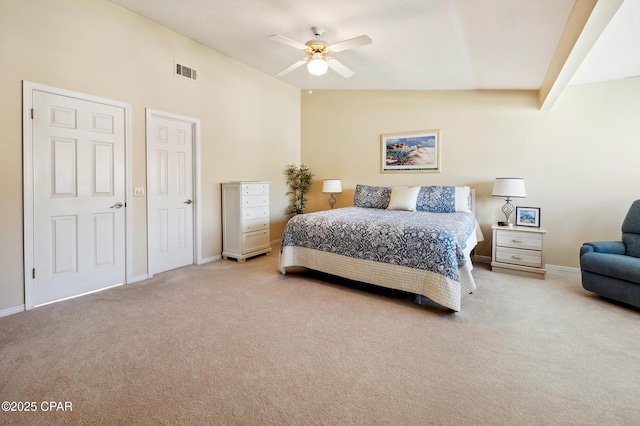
[491,224,547,279]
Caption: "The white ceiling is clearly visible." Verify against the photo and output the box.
[106,0,640,91]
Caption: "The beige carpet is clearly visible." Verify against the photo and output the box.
[1,250,639,425]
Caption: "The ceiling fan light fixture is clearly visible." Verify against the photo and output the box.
[271,27,371,79]
[307,53,328,76]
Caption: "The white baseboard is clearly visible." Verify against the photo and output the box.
[200,255,221,264]
[546,264,580,274]
[473,254,580,274]
[128,274,151,284]
[0,304,25,318]
[129,256,222,284]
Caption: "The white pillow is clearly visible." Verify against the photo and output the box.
[455,186,472,213]
[386,186,420,211]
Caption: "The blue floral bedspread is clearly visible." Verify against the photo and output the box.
[280,207,476,282]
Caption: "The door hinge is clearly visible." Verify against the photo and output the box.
[31,108,34,119]
[32,268,36,279]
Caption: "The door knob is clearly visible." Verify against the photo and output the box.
[184,199,193,205]
[110,202,123,209]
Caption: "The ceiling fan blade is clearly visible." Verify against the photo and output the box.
[330,35,372,53]
[276,59,308,76]
[269,34,309,50]
[327,58,354,78]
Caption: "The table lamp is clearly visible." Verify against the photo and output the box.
[322,179,342,209]
[492,177,526,227]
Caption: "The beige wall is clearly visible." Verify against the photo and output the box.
[2,0,638,311]
[301,80,640,268]
[0,0,301,310]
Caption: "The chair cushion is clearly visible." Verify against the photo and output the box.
[580,252,640,285]
[623,233,640,258]
[621,199,640,234]
[620,200,640,257]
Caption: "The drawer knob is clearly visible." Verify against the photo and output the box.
[512,239,523,243]
[512,255,523,259]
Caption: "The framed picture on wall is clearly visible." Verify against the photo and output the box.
[516,206,541,227]
[381,129,441,173]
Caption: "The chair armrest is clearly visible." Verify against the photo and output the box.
[580,241,626,257]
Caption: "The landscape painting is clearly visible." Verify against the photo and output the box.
[516,206,541,227]
[381,130,441,173]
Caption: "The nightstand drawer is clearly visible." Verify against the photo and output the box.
[496,230,542,251]
[495,247,542,268]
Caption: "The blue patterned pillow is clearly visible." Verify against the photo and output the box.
[416,186,471,213]
[353,185,391,209]
[416,186,455,212]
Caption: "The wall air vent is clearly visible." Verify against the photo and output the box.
[176,63,198,81]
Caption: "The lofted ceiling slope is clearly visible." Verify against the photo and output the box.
[106,0,640,92]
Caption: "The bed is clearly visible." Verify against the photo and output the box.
[279,184,481,311]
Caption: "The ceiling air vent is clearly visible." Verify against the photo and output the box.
[176,63,198,81]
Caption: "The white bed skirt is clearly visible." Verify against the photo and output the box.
[278,246,476,312]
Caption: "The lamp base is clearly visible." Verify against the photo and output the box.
[497,221,514,228]
[328,193,336,209]
[501,198,515,226]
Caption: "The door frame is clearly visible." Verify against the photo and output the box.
[22,81,133,310]
[145,108,202,277]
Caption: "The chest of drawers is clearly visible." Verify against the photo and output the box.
[221,182,271,262]
[491,224,547,279]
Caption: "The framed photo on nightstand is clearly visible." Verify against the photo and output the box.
[516,206,541,227]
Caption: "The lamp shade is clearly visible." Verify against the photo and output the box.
[492,178,526,198]
[307,53,328,76]
[322,179,342,194]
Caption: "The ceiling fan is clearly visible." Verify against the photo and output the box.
[270,27,372,78]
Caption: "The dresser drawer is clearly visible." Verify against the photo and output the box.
[242,183,269,195]
[242,229,270,253]
[242,194,269,207]
[496,230,542,251]
[495,247,542,268]
[242,206,269,221]
[243,218,269,233]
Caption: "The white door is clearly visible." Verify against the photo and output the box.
[32,90,126,306]
[147,111,195,274]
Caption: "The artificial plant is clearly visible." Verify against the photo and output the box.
[284,163,314,215]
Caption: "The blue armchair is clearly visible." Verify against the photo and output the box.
[580,200,640,309]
